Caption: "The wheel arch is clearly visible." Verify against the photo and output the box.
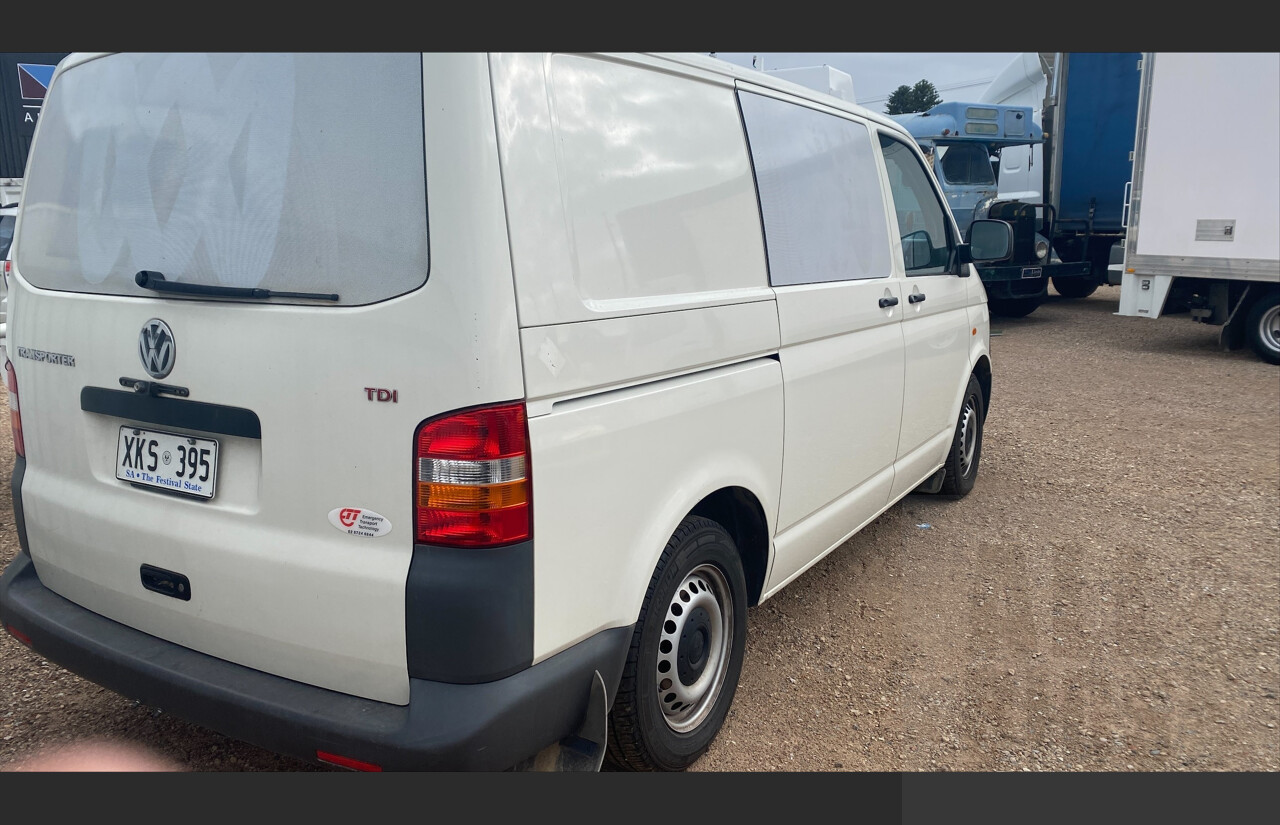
[973,354,992,414]
[690,486,771,607]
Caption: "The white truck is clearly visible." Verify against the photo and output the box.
[1116,53,1280,364]
[764,64,857,103]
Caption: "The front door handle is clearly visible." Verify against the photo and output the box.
[879,296,899,308]
[909,293,927,304]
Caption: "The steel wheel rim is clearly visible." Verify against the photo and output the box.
[655,563,734,733]
[959,395,979,476]
[1261,304,1280,353]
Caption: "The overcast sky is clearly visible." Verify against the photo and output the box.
[709,53,1023,110]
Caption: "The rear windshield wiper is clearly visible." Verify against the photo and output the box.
[135,270,339,302]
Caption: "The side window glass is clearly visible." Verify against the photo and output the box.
[878,133,953,275]
[738,91,892,286]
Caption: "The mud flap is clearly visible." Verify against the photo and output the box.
[516,669,608,771]
[913,467,947,495]
[1219,284,1253,352]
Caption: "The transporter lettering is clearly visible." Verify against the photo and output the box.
[16,347,76,367]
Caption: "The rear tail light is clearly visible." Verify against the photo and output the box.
[5,357,23,458]
[414,402,530,548]
[315,750,382,772]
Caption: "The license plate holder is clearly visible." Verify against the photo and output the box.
[116,426,219,500]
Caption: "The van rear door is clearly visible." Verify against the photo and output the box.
[8,52,525,705]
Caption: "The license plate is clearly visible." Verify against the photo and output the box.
[116,427,219,500]
[1021,267,1043,279]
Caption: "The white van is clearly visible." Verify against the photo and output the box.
[0,53,1009,771]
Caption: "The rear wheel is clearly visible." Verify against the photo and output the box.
[1051,276,1098,299]
[1246,292,1280,365]
[940,375,985,497]
[605,515,747,771]
[988,297,1040,318]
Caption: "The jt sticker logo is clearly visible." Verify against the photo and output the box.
[17,64,57,101]
[328,508,392,538]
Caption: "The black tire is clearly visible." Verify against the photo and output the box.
[940,375,985,497]
[988,297,1040,318]
[1051,276,1098,299]
[1245,292,1280,365]
[605,515,748,771]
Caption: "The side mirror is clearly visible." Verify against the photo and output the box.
[902,230,933,271]
[966,219,1014,263]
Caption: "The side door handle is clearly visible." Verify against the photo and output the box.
[908,293,926,304]
[878,296,899,308]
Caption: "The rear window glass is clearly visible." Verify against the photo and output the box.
[16,53,428,306]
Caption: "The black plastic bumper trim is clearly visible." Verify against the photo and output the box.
[0,551,631,771]
[406,540,533,683]
[10,455,29,555]
[80,387,262,439]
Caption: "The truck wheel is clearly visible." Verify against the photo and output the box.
[1246,292,1280,365]
[988,297,1040,318]
[605,515,748,771]
[940,375,985,497]
[1051,276,1098,299]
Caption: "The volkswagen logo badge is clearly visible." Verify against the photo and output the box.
[139,319,176,379]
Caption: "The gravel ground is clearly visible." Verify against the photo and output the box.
[1,284,1277,772]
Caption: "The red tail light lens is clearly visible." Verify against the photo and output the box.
[5,357,23,458]
[414,402,530,547]
[315,750,382,772]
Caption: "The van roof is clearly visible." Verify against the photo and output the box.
[52,52,916,146]
[649,52,912,135]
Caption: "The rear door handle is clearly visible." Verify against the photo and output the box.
[879,296,899,308]
[909,293,926,303]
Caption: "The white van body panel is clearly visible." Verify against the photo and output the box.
[527,358,783,660]
[491,53,769,328]
[519,300,779,406]
[770,280,905,536]
[892,273,973,499]
[10,53,525,704]
[762,464,897,600]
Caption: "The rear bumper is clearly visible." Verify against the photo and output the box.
[0,548,631,770]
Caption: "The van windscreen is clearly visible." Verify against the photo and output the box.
[15,53,428,306]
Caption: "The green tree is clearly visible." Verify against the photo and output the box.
[885,79,943,115]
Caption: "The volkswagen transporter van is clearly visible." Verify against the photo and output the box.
[0,53,1008,771]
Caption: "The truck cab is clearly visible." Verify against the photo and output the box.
[892,101,1090,317]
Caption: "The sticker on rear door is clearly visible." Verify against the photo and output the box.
[328,507,392,538]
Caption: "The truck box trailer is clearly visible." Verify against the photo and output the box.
[977,52,1143,308]
[1116,52,1280,364]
